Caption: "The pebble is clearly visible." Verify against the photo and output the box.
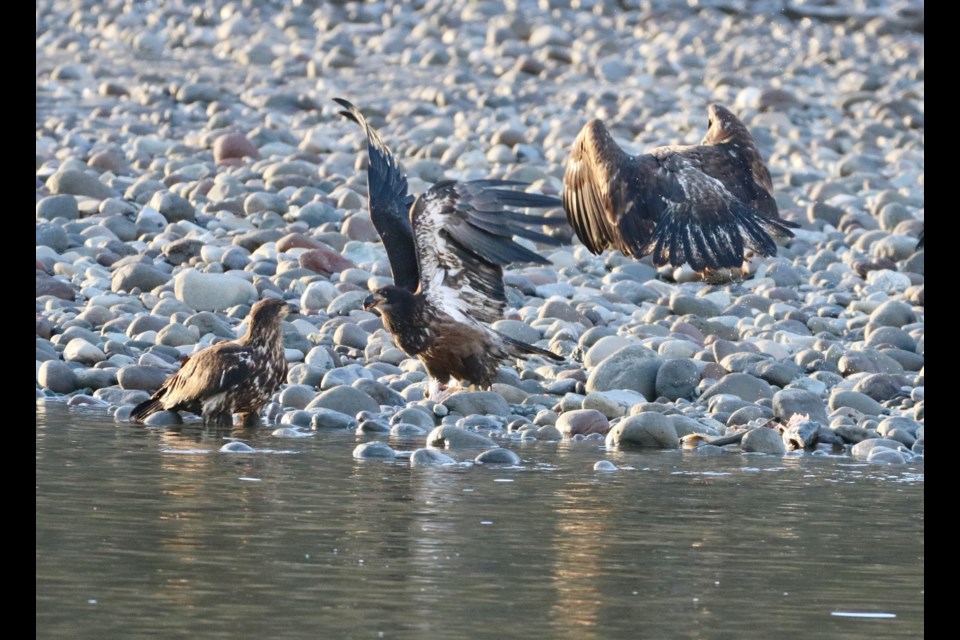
[409,448,456,467]
[555,409,610,436]
[475,448,521,465]
[352,441,396,459]
[741,427,786,455]
[605,413,679,449]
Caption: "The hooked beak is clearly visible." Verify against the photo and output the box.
[363,293,382,312]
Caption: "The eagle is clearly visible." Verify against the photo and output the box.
[334,98,565,399]
[130,297,290,426]
[562,103,797,274]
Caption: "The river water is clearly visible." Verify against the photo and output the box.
[37,400,923,639]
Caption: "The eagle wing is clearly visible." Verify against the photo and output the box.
[642,148,796,270]
[562,120,658,257]
[562,119,794,271]
[334,98,420,292]
[150,342,259,412]
[411,180,561,324]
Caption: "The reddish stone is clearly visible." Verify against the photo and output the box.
[276,232,324,253]
[702,362,727,380]
[298,247,355,275]
[36,271,75,300]
[556,409,610,436]
[213,132,259,165]
[88,149,128,174]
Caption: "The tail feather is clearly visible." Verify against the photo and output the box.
[643,201,795,271]
[130,397,163,423]
[499,333,564,362]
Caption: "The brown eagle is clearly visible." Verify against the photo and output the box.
[130,297,290,426]
[334,98,564,399]
[562,103,797,273]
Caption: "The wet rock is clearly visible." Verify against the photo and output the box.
[37,360,78,393]
[441,391,510,417]
[409,448,456,466]
[278,384,316,410]
[475,448,521,465]
[582,390,645,418]
[593,460,618,472]
[310,408,358,430]
[117,365,169,391]
[306,386,379,416]
[851,438,910,460]
[772,388,828,423]
[426,425,498,449]
[741,427,786,454]
[605,412,679,449]
[782,420,821,450]
[352,441,396,459]
[828,390,884,416]
[556,409,609,436]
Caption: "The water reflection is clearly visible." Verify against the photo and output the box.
[37,401,922,639]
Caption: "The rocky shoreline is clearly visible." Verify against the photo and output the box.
[36,0,923,465]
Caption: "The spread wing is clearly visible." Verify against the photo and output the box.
[411,180,561,324]
[642,150,791,270]
[148,342,258,412]
[562,119,794,271]
[334,98,420,292]
[562,119,658,257]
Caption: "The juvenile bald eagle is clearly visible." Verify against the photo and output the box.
[334,98,564,398]
[562,104,797,273]
[130,297,290,426]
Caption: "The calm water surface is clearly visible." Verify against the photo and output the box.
[37,401,923,639]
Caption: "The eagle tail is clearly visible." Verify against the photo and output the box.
[499,333,564,362]
[643,202,795,271]
[130,397,163,423]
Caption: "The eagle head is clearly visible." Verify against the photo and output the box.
[363,286,417,317]
[702,103,751,146]
[249,297,290,326]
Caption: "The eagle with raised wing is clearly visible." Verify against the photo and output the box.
[334,98,564,399]
[130,297,290,426]
[563,103,797,274]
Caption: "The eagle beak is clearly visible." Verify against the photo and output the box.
[362,293,381,312]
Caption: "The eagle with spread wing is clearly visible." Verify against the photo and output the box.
[334,98,564,399]
[130,297,289,426]
[563,103,797,273]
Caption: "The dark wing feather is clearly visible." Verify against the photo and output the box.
[562,119,659,257]
[412,180,561,324]
[564,114,797,272]
[640,150,795,269]
[334,98,420,292]
[133,343,257,420]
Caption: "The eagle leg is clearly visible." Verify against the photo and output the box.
[235,412,262,428]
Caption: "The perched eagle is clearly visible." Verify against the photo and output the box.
[562,103,797,273]
[334,98,564,399]
[130,297,290,426]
